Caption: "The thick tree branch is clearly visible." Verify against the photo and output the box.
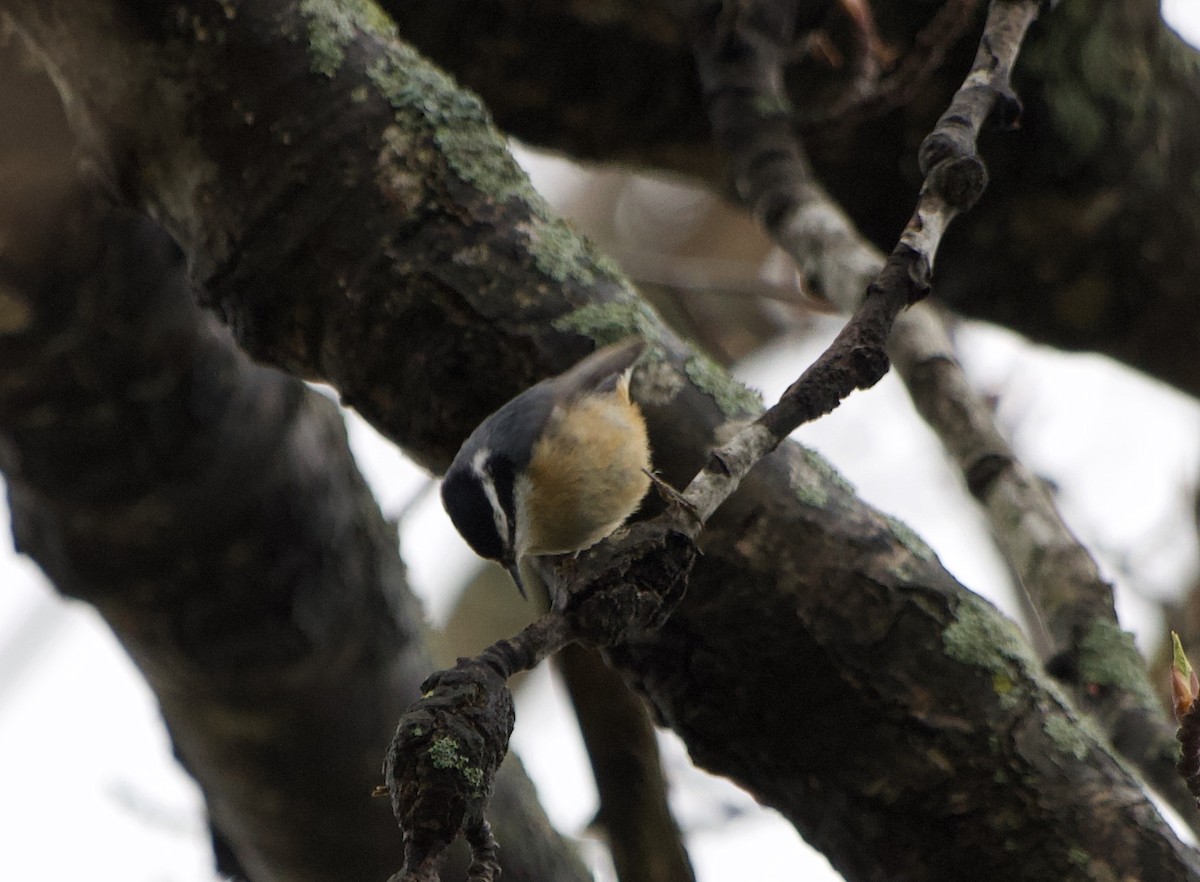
[380,0,1200,400]
[684,0,1195,829]
[0,173,590,882]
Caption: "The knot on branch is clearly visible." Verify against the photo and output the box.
[964,452,1013,501]
[918,121,973,176]
[556,522,697,646]
[871,245,931,308]
[850,342,891,390]
[917,129,989,211]
[383,661,514,880]
[929,153,989,214]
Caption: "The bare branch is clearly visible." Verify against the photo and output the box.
[677,0,1036,528]
[0,174,590,882]
[687,0,1195,829]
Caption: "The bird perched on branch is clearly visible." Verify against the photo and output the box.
[441,339,652,597]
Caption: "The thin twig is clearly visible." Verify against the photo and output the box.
[477,612,573,679]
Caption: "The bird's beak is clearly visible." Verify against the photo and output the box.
[505,559,528,600]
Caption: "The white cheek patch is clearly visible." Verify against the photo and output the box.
[513,473,533,559]
[472,447,509,551]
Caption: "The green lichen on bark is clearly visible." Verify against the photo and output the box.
[684,352,763,419]
[788,455,829,508]
[365,50,534,205]
[1077,619,1157,708]
[1043,713,1090,761]
[303,0,535,204]
[309,1,641,301]
[428,735,485,794]
[787,446,855,509]
[882,513,937,563]
[527,217,626,287]
[299,0,395,78]
[943,594,1036,707]
[552,301,661,346]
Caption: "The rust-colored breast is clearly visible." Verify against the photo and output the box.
[521,381,651,556]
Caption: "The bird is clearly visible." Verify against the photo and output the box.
[440,338,652,598]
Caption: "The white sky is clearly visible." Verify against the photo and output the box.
[2,5,1200,881]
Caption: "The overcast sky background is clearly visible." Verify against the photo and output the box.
[2,5,1200,881]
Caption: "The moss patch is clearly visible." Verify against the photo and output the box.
[883,513,937,563]
[788,454,828,508]
[435,123,532,203]
[528,218,618,287]
[1043,713,1090,762]
[789,446,855,509]
[365,52,534,205]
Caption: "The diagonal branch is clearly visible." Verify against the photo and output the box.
[0,173,593,882]
[688,0,1196,829]
[888,306,1192,823]
[680,0,1038,529]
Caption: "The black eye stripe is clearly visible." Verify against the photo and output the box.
[441,467,505,562]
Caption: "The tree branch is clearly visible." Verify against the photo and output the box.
[0,171,590,882]
[558,645,696,882]
[381,0,1200,400]
[687,0,1196,829]
[4,2,1198,879]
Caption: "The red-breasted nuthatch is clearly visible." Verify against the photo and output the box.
[441,338,652,597]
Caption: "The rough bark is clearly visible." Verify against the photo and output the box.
[2,2,1198,881]
[0,174,590,882]
[680,0,1196,832]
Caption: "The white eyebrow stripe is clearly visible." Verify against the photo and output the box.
[472,447,509,550]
